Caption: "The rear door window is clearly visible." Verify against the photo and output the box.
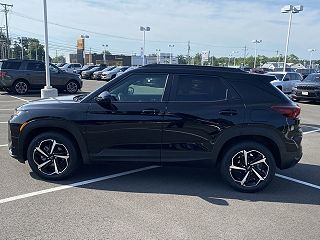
[172,74,228,101]
[26,62,45,71]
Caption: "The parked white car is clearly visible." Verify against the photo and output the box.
[267,71,303,94]
[116,66,138,77]
[101,66,129,81]
[59,63,82,73]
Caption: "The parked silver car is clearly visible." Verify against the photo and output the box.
[267,71,303,94]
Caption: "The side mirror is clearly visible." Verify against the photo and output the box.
[95,91,116,110]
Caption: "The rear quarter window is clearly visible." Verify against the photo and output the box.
[229,80,290,104]
[0,61,22,70]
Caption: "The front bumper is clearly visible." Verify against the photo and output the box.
[101,75,112,80]
[292,89,320,100]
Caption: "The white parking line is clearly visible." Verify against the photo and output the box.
[276,174,320,190]
[303,129,320,135]
[0,144,8,147]
[0,122,7,124]
[0,109,14,111]
[0,165,159,204]
[9,95,29,102]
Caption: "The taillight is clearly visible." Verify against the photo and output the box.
[272,105,301,119]
[0,71,7,78]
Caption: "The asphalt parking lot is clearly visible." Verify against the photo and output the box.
[0,80,319,240]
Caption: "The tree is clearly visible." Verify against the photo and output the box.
[52,55,66,63]
[11,38,45,60]
[102,50,111,55]
[177,55,187,64]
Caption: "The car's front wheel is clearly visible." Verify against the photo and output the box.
[27,132,80,180]
[220,141,276,192]
[65,80,79,94]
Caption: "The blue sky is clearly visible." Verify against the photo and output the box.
[3,0,320,59]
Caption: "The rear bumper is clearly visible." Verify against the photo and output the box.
[279,144,302,169]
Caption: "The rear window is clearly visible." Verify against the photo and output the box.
[0,61,22,70]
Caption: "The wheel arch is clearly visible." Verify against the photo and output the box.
[213,126,284,169]
[20,119,89,164]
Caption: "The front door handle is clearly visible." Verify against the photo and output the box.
[219,109,238,116]
[142,109,160,115]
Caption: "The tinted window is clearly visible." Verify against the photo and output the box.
[288,73,302,81]
[0,61,22,70]
[26,62,45,71]
[109,74,167,102]
[174,75,227,101]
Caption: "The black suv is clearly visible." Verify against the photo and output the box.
[8,65,302,192]
[0,59,82,94]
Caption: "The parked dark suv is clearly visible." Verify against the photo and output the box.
[8,64,302,192]
[0,59,82,94]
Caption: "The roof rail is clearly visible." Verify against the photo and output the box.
[141,64,244,73]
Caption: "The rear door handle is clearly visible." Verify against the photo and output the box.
[219,109,238,116]
[142,109,160,115]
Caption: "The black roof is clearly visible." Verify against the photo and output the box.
[141,64,244,73]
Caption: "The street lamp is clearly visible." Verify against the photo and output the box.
[156,49,161,64]
[102,44,108,64]
[140,26,150,66]
[41,0,57,98]
[252,40,262,69]
[80,34,89,65]
[168,44,175,64]
[232,50,238,67]
[281,5,303,72]
[307,49,316,70]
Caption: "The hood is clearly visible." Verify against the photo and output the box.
[18,95,78,110]
[296,82,320,87]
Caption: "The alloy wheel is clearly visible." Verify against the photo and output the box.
[229,150,269,187]
[33,139,70,176]
[15,82,28,94]
[66,81,78,94]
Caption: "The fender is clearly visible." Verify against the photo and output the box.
[211,124,287,164]
[19,117,89,164]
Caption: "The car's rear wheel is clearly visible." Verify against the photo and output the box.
[27,132,80,180]
[13,79,29,95]
[220,141,276,192]
[65,80,79,94]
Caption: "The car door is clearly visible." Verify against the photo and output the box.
[162,74,244,162]
[85,73,170,162]
[282,73,291,93]
[49,64,66,88]
[25,61,46,89]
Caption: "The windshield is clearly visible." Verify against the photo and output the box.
[268,73,284,80]
[91,67,100,71]
[303,74,320,82]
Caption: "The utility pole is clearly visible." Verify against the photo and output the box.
[187,40,190,64]
[243,46,247,68]
[0,3,13,58]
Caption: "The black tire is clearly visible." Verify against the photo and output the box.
[65,80,79,94]
[13,79,29,95]
[220,141,276,193]
[27,132,80,180]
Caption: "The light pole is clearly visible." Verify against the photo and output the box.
[281,5,303,72]
[80,34,89,65]
[140,26,150,66]
[252,40,262,69]
[308,49,316,70]
[232,50,238,67]
[102,44,108,64]
[156,49,161,64]
[168,44,175,64]
[41,0,58,98]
